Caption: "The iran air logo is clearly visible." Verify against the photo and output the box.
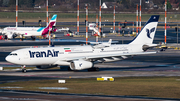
[146,27,155,39]
[79,63,82,67]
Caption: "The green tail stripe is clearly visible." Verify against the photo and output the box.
[64,48,70,50]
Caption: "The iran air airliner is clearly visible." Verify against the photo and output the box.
[5,15,159,73]
[2,14,57,40]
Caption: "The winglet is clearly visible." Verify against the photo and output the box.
[108,39,112,45]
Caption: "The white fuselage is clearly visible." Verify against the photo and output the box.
[5,44,142,66]
[2,27,45,37]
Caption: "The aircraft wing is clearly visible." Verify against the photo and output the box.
[90,41,118,45]
[56,28,70,32]
[5,31,23,35]
[62,51,157,62]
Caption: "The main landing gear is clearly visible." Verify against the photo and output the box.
[88,67,99,71]
[31,36,36,40]
[21,65,27,73]
[20,35,24,41]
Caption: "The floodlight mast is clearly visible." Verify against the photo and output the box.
[113,5,116,33]
[46,0,49,26]
[165,0,167,44]
[99,0,101,34]
[86,5,88,45]
[136,4,138,35]
[77,0,79,35]
[139,0,141,31]
[16,0,18,27]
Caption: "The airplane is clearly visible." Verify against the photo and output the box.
[1,14,57,40]
[5,15,159,73]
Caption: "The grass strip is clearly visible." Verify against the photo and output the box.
[0,77,180,99]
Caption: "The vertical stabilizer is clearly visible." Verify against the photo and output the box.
[40,14,57,35]
[46,14,57,29]
[130,15,159,45]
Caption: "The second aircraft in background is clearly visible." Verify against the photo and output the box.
[2,14,57,40]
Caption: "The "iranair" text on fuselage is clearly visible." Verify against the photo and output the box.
[29,50,59,58]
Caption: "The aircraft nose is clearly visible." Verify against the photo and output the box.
[5,55,15,63]
[5,56,11,62]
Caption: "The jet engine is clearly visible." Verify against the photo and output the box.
[142,44,157,51]
[6,32,17,39]
[7,32,14,39]
[36,65,57,69]
[70,60,93,70]
[142,45,150,51]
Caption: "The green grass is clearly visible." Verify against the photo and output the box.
[0,77,180,98]
[0,12,180,22]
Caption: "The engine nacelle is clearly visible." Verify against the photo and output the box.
[7,33,13,39]
[142,45,150,51]
[70,60,93,70]
[6,32,17,39]
[36,65,57,69]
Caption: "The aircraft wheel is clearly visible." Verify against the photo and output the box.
[95,67,99,71]
[88,67,99,72]
[68,67,73,71]
[20,38,24,41]
[31,36,36,40]
[22,69,27,73]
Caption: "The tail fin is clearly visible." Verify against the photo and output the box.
[130,15,159,45]
[46,14,57,29]
[40,14,57,35]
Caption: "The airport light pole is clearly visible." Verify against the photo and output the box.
[96,14,98,42]
[46,0,48,26]
[49,15,51,46]
[139,0,141,31]
[86,4,88,45]
[16,0,18,27]
[165,0,167,44]
[77,0,79,35]
[99,0,101,34]
[136,4,138,35]
[113,5,116,33]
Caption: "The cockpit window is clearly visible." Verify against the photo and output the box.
[9,53,17,56]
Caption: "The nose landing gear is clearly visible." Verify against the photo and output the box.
[21,65,26,73]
